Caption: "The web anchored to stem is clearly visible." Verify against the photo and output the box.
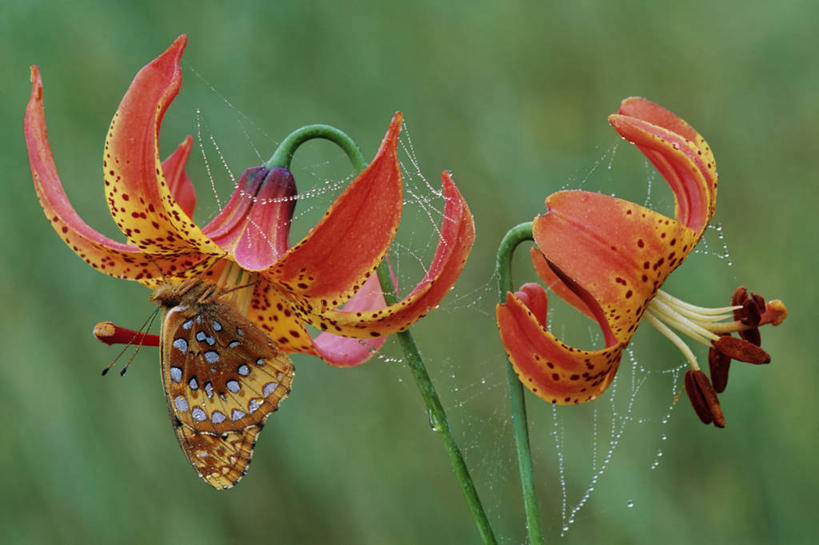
[267,123,498,545]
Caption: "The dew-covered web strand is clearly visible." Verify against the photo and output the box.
[187,89,488,366]
[532,141,735,537]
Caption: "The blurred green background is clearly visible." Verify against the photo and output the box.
[1,1,816,544]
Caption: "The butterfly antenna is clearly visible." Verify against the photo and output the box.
[221,280,257,296]
[100,307,161,376]
[120,309,161,376]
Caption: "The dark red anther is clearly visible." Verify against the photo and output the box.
[713,335,771,365]
[685,370,725,428]
[740,327,762,346]
[708,342,732,393]
[731,286,747,308]
[740,297,762,327]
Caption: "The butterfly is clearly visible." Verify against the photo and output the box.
[149,278,295,489]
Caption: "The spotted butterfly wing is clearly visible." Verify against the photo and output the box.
[152,279,295,489]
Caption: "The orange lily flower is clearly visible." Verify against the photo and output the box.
[496,98,785,426]
[26,35,474,367]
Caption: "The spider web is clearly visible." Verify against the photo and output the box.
[177,66,735,541]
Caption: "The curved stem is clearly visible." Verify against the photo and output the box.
[274,125,497,544]
[496,222,545,545]
[266,124,366,172]
[378,264,497,545]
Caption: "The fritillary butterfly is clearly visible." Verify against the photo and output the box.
[150,278,295,489]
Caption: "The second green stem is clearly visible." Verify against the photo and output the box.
[496,222,545,545]
[269,124,497,545]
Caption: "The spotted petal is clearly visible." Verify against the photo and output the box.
[499,98,716,404]
[268,114,403,310]
[609,97,717,236]
[533,191,699,341]
[497,285,624,404]
[25,65,213,288]
[103,35,222,256]
[247,277,318,356]
[295,171,474,339]
[311,275,388,367]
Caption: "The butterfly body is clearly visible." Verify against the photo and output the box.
[151,278,294,489]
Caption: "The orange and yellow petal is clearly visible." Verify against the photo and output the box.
[268,113,404,310]
[533,190,698,343]
[497,289,625,404]
[295,171,474,338]
[247,277,318,356]
[103,35,221,256]
[25,65,213,288]
[609,97,717,237]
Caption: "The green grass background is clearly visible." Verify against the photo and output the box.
[1,1,816,543]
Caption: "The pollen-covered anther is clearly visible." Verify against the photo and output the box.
[684,370,725,428]
[712,335,771,365]
[708,341,732,393]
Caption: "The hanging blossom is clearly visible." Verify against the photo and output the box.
[496,97,786,426]
[26,35,475,367]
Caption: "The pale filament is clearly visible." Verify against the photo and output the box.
[216,262,257,316]
[645,289,744,371]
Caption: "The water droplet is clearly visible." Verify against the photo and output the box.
[661,434,667,441]
[428,409,440,432]
[626,499,634,508]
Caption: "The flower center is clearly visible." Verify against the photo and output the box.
[214,261,257,317]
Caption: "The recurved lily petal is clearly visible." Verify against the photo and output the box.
[268,114,403,310]
[312,275,389,367]
[609,97,718,236]
[533,190,699,342]
[25,65,213,287]
[103,35,222,256]
[162,135,196,219]
[498,98,729,406]
[294,172,474,339]
[497,287,624,404]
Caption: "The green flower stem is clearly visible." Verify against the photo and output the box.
[496,222,545,545]
[265,124,366,172]
[376,264,497,545]
[269,124,497,545]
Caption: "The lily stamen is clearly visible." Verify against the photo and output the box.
[646,296,722,347]
[652,290,740,318]
[642,312,702,371]
[646,287,782,372]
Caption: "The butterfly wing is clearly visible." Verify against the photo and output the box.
[159,298,295,489]
[175,425,262,489]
